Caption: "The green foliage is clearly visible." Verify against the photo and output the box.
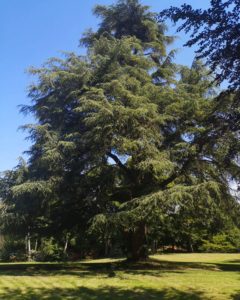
[34,238,65,262]
[0,237,26,262]
[200,229,240,253]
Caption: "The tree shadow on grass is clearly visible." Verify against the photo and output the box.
[231,291,240,299]
[214,263,240,272]
[147,258,240,272]
[118,258,240,276]
[0,286,206,300]
[0,257,240,277]
[0,261,207,278]
[226,260,240,264]
[0,260,183,277]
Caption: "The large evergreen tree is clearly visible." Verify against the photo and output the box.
[1,0,239,261]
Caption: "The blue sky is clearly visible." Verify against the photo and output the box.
[0,0,211,171]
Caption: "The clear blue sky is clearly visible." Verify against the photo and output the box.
[0,0,210,171]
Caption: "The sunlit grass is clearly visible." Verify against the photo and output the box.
[152,252,240,263]
[0,253,239,299]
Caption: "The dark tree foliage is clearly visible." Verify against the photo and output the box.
[160,0,240,89]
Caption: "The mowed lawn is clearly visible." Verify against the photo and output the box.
[0,254,239,299]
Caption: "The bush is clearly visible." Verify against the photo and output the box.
[34,238,66,261]
[0,238,26,261]
[200,229,240,253]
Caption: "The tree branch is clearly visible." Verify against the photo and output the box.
[106,151,129,174]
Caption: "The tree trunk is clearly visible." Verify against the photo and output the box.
[188,242,194,253]
[26,232,31,262]
[34,239,38,252]
[151,240,158,254]
[125,222,148,261]
[63,235,69,254]
[104,237,111,257]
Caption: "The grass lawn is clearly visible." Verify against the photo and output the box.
[0,253,239,299]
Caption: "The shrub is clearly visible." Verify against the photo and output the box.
[34,238,65,261]
[0,238,26,261]
[200,229,240,253]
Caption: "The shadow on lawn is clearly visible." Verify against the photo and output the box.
[226,260,240,264]
[0,257,240,277]
[231,291,240,300]
[0,286,206,300]
[119,258,240,275]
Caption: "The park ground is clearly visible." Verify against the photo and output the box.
[0,253,239,299]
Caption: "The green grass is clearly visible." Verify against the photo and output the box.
[0,253,239,299]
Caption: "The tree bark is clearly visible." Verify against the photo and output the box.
[188,241,194,253]
[26,232,31,262]
[104,237,111,257]
[34,239,38,252]
[125,222,148,261]
[151,240,158,254]
[63,235,69,254]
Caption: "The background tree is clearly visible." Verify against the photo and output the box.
[160,0,240,89]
